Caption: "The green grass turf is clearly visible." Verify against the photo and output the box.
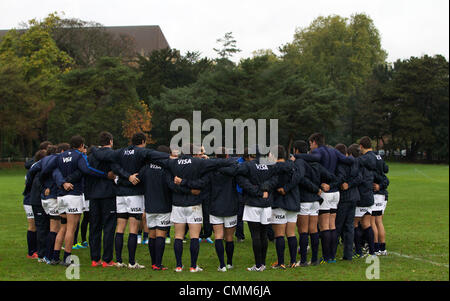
[0,163,448,281]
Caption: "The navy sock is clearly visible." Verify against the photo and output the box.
[46,232,57,259]
[53,250,61,261]
[63,251,71,263]
[299,233,309,264]
[138,230,142,236]
[287,236,298,264]
[190,238,200,268]
[330,229,337,259]
[354,227,362,255]
[115,233,124,263]
[215,239,225,268]
[374,242,380,252]
[155,237,166,267]
[148,238,156,265]
[143,231,149,241]
[320,230,331,260]
[275,236,285,265]
[364,227,375,255]
[225,241,234,266]
[128,233,138,265]
[174,239,183,267]
[310,232,319,263]
[380,243,386,251]
[27,230,37,256]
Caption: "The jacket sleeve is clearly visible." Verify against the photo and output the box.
[282,165,303,193]
[296,161,320,194]
[236,175,263,198]
[165,169,191,194]
[64,169,83,184]
[92,147,120,163]
[379,174,389,191]
[335,164,347,188]
[27,160,42,186]
[111,163,131,180]
[52,168,67,187]
[77,153,107,178]
[334,148,355,165]
[259,167,279,192]
[320,165,338,190]
[140,149,170,164]
[383,161,389,174]
[39,158,57,184]
[199,158,234,175]
[347,161,363,189]
[180,172,211,189]
[294,152,321,163]
[217,164,239,177]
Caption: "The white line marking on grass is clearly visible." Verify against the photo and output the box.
[413,168,443,182]
[390,251,449,268]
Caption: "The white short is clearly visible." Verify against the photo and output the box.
[270,208,299,224]
[116,195,145,214]
[373,194,387,214]
[210,215,238,228]
[170,205,203,224]
[58,195,83,215]
[24,205,34,219]
[243,205,272,225]
[320,191,340,210]
[355,206,372,218]
[299,202,320,216]
[146,212,173,228]
[41,198,59,216]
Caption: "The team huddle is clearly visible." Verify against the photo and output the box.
[22,131,389,272]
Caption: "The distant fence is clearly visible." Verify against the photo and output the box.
[0,157,31,163]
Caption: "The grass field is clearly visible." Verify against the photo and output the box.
[0,163,448,281]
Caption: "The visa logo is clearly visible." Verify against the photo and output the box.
[63,157,72,163]
[256,164,268,170]
[124,150,135,156]
[178,159,192,165]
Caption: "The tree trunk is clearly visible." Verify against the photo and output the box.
[287,132,294,155]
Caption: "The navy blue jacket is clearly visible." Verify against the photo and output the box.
[373,153,389,197]
[208,164,240,217]
[40,155,59,200]
[82,147,123,200]
[357,151,377,207]
[137,162,173,214]
[295,146,354,192]
[293,158,321,203]
[235,159,279,208]
[336,159,362,204]
[166,156,235,207]
[41,149,107,196]
[24,161,43,206]
[92,146,170,197]
[273,160,302,212]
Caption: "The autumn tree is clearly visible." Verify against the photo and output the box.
[122,100,155,145]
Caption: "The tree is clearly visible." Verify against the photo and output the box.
[281,13,387,143]
[51,17,136,67]
[213,32,242,61]
[0,13,74,157]
[122,100,155,144]
[48,57,142,147]
[389,55,449,161]
[136,48,213,101]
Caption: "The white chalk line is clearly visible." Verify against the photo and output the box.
[389,251,449,268]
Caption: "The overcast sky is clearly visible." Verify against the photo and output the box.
[1,0,448,63]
